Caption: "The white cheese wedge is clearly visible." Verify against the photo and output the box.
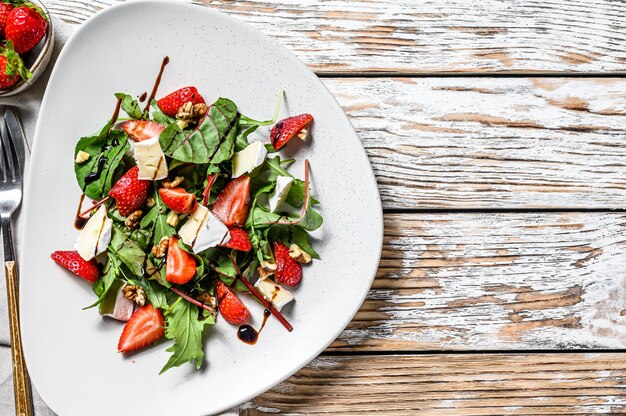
[254,279,294,311]
[268,175,294,212]
[232,141,267,178]
[193,211,231,253]
[178,205,231,252]
[75,205,112,261]
[100,282,135,322]
[133,136,168,180]
[178,204,210,246]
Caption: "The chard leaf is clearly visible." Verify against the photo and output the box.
[75,129,129,200]
[161,299,214,374]
[114,93,143,119]
[160,98,238,164]
[109,225,146,277]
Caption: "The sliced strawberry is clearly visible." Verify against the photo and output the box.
[159,187,197,214]
[211,176,250,227]
[0,3,15,38]
[5,5,47,54]
[270,114,313,150]
[216,281,250,325]
[109,166,150,217]
[274,241,302,287]
[117,305,165,353]
[122,120,164,142]
[166,236,197,284]
[51,250,99,283]
[219,227,252,252]
[157,86,205,117]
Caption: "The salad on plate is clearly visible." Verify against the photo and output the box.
[50,57,322,373]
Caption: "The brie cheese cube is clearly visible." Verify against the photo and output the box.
[75,205,112,261]
[193,211,231,253]
[268,175,294,212]
[254,279,294,311]
[178,204,210,246]
[178,205,231,252]
[232,141,267,178]
[133,136,168,180]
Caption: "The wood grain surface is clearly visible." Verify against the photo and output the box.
[326,77,626,209]
[243,353,626,415]
[46,0,626,74]
[331,213,626,351]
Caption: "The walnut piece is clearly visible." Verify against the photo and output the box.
[193,103,208,118]
[125,210,143,229]
[146,197,156,208]
[122,285,146,306]
[163,176,184,189]
[289,244,312,263]
[258,260,276,280]
[197,292,217,309]
[75,150,90,164]
[166,210,179,227]
[297,127,310,141]
[176,101,208,122]
[151,236,169,258]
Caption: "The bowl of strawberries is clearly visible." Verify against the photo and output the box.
[0,0,52,96]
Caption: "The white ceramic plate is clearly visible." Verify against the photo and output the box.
[20,1,382,415]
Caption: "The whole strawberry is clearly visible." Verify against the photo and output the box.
[157,86,205,117]
[274,241,302,286]
[109,166,150,216]
[0,40,30,89]
[6,5,48,54]
[0,2,15,38]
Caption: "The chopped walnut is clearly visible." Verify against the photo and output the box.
[197,292,217,310]
[163,176,184,189]
[193,103,208,118]
[297,127,310,141]
[151,236,169,258]
[258,261,277,280]
[125,210,143,229]
[166,211,179,227]
[289,244,312,263]
[122,285,146,306]
[75,150,90,164]
[146,197,156,208]
[176,101,194,120]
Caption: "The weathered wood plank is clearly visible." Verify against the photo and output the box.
[329,213,626,350]
[46,0,626,74]
[242,353,626,415]
[325,77,626,209]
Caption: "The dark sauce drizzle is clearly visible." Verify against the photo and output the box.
[84,156,107,185]
[138,91,148,102]
[237,309,271,345]
[74,194,88,230]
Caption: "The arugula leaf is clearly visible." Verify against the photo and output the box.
[114,93,144,119]
[109,225,146,277]
[141,189,175,245]
[215,255,236,285]
[160,98,238,164]
[161,299,214,374]
[292,226,320,259]
[86,253,121,309]
[75,129,129,200]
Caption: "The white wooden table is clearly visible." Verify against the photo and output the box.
[45,0,626,414]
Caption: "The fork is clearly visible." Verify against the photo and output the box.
[0,107,33,416]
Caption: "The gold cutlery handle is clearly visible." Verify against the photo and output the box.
[5,261,33,416]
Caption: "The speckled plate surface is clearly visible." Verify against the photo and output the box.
[20,1,382,415]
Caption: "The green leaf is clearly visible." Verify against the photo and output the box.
[160,98,238,164]
[215,255,236,285]
[286,179,319,207]
[139,278,169,309]
[115,93,144,119]
[75,129,129,200]
[234,125,258,152]
[298,205,324,232]
[109,224,146,277]
[141,189,175,245]
[292,226,320,259]
[150,99,175,125]
[86,253,121,309]
[160,299,214,374]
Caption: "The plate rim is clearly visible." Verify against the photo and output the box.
[20,1,384,414]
